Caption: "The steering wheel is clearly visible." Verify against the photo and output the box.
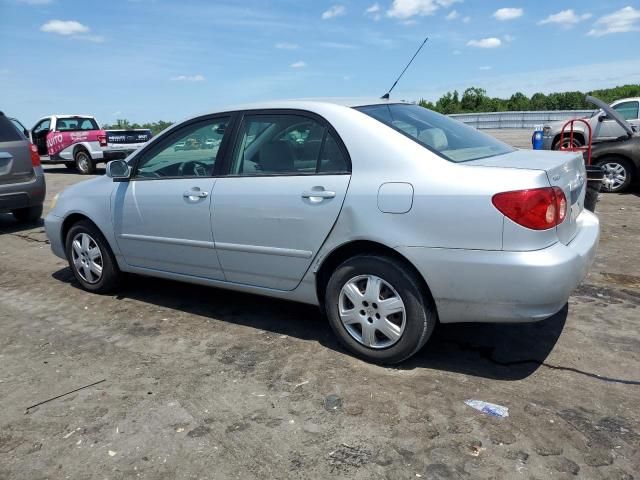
[178,160,211,177]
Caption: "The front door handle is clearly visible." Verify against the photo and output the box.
[183,190,208,199]
[302,189,336,200]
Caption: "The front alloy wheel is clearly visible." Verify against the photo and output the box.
[600,160,632,193]
[71,232,103,284]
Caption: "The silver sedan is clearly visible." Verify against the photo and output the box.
[45,99,599,364]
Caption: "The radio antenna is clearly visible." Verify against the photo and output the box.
[381,36,429,100]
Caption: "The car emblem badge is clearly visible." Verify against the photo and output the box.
[552,174,561,181]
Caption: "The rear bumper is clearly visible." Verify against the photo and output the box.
[44,212,66,259]
[397,209,600,323]
[0,167,46,213]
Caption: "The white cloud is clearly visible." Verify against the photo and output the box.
[366,3,380,13]
[365,2,382,20]
[479,66,492,71]
[462,16,471,23]
[467,37,502,48]
[290,61,306,68]
[539,9,592,28]
[588,6,640,37]
[322,5,346,20]
[493,8,523,21]
[503,34,514,42]
[170,75,205,81]
[275,42,298,50]
[387,0,460,20]
[445,10,459,20]
[40,19,89,35]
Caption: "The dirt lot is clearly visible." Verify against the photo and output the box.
[1,133,639,479]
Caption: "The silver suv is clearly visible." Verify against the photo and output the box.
[0,111,46,223]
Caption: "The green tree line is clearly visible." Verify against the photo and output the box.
[101,119,174,135]
[419,84,640,114]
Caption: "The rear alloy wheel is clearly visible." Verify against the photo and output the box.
[325,255,435,364]
[12,205,43,223]
[66,220,120,293]
[74,150,95,175]
[597,158,633,193]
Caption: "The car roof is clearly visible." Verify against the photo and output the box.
[611,97,640,104]
[215,97,413,112]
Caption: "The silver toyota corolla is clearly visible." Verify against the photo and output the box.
[45,99,600,364]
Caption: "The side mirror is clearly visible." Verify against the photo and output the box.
[598,114,607,122]
[106,160,131,182]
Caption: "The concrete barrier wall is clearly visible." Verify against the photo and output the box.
[448,110,596,129]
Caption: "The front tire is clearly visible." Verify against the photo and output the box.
[325,255,435,364]
[65,220,120,293]
[597,157,634,193]
[12,205,43,223]
[74,149,95,175]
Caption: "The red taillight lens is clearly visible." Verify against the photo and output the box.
[29,143,41,167]
[492,187,567,230]
[98,134,107,147]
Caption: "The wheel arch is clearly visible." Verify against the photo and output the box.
[73,143,91,158]
[594,153,638,176]
[315,240,436,312]
[61,213,105,248]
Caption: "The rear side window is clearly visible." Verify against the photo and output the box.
[356,104,514,163]
[57,117,99,132]
[230,114,349,175]
[0,115,22,142]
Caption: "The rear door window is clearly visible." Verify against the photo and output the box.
[57,117,99,132]
[229,113,350,175]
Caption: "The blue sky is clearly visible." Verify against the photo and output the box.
[1,0,639,126]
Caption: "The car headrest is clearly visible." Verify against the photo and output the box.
[418,128,448,151]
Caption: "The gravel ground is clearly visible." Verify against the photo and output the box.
[1,132,639,479]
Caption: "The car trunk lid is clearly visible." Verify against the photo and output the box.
[466,149,586,245]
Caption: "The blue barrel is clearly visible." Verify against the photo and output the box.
[532,127,544,150]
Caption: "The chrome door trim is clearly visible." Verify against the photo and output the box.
[214,242,313,258]
[119,233,214,249]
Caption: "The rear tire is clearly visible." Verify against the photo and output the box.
[12,205,43,223]
[74,149,95,175]
[597,157,633,193]
[325,255,435,365]
[65,220,120,293]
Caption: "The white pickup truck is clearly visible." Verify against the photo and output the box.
[543,97,640,150]
[30,114,152,174]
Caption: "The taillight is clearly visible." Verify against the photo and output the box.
[492,187,567,230]
[98,134,107,147]
[29,143,41,167]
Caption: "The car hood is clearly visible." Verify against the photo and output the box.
[586,95,635,137]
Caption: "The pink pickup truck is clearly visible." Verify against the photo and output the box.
[31,115,152,174]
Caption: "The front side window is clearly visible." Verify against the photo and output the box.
[34,119,51,133]
[230,114,349,175]
[56,117,99,132]
[136,117,229,178]
[612,101,639,120]
[356,104,514,163]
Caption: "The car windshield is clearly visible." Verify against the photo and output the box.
[356,104,514,162]
[57,117,99,132]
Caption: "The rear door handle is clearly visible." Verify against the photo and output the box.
[183,190,208,198]
[302,189,336,199]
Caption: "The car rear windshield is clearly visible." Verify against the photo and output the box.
[0,115,23,142]
[356,104,514,162]
[57,117,100,132]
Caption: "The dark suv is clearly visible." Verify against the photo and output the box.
[0,111,46,223]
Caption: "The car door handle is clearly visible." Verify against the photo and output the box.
[183,190,208,198]
[301,189,336,199]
